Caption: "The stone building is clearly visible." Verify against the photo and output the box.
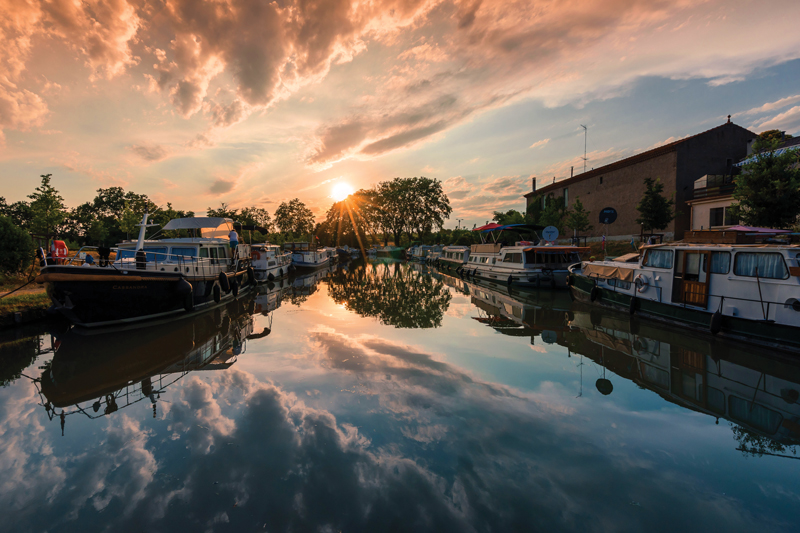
[524,120,756,240]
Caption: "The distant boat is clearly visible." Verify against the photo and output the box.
[437,245,470,269]
[283,242,331,270]
[376,246,405,259]
[35,215,256,327]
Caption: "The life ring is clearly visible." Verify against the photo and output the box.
[634,274,649,293]
[252,251,261,261]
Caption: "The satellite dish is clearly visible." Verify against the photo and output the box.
[596,378,614,395]
[599,207,618,225]
[542,226,559,242]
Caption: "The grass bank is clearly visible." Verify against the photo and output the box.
[0,292,50,316]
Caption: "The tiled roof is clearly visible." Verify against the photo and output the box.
[525,122,755,197]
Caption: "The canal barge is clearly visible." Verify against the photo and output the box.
[250,243,292,281]
[35,216,255,327]
[437,245,470,270]
[568,230,800,351]
[462,224,588,288]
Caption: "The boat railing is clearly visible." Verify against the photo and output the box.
[65,245,240,279]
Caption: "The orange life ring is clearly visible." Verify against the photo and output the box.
[252,251,262,260]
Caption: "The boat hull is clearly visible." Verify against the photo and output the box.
[569,271,800,352]
[39,266,252,327]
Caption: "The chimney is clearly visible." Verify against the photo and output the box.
[727,114,731,124]
[570,166,573,178]
[531,177,536,192]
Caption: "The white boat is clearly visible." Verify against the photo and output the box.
[321,246,339,265]
[462,224,587,288]
[412,245,441,261]
[436,245,470,269]
[283,242,331,270]
[568,229,800,350]
[250,243,292,282]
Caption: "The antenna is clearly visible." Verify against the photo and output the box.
[580,124,588,174]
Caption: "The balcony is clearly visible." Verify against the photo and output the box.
[692,174,735,200]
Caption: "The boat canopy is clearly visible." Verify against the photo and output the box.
[163,217,234,238]
[582,263,635,282]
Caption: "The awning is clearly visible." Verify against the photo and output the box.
[162,217,234,238]
[474,223,544,233]
[582,263,635,282]
[734,146,799,166]
[726,225,791,234]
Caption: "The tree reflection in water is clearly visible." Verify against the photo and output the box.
[326,261,451,328]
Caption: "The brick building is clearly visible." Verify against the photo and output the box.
[524,120,756,240]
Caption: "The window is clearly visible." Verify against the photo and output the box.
[709,207,724,227]
[170,247,197,261]
[199,248,209,258]
[642,249,673,269]
[608,278,632,290]
[703,252,730,274]
[563,187,569,205]
[734,252,788,279]
[502,253,522,263]
[599,176,603,184]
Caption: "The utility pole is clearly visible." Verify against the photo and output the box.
[456,218,463,230]
[580,124,588,174]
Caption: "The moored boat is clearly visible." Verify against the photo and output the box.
[462,224,588,288]
[437,245,470,270]
[284,242,331,270]
[376,246,405,259]
[251,243,292,282]
[35,215,255,328]
[567,229,800,351]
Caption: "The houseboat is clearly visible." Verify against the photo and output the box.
[283,242,330,270]
[35,216,255,327]
[250,243,292,281]
[567,229,800,351]
[463,224,588,288]
[411,245,439,261]
[437,245,470,270]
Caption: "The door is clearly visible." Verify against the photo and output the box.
[681,251,710,307]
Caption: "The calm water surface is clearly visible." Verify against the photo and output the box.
[2,260,799,532]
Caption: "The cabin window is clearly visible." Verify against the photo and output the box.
[707,387,725,415]
[608,278,632,290]
[642,249,673,269]
[170,247,197,261]
[639,363,669,389]
[502,253,522,263]
[733,252,788,279]
[199,248,209,258]
[703,252,730,274]
[728,396,783,433]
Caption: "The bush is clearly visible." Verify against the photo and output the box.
[0,216,34,274]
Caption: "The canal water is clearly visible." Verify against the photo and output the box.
[2,260,799,532]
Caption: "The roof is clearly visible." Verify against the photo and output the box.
[526,121,756,197]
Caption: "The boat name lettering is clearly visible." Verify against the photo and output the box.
[112,284,148,290]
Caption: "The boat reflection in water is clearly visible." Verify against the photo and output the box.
[438,270,574,345]
[431,263,800,455]
[33,296,257,433]
[565,306,800,452]
[326,261,451,328]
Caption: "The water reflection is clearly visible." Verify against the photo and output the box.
[33,296,256,433]
[566,306,800,454]
[327,261,451,328]
[1,261,799,532]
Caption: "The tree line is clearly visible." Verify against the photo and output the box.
[0,174,455,274]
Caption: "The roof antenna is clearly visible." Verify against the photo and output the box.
[580,124,588,173]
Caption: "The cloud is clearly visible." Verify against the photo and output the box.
[209,178,237,195]
[529,138,550,149]
[735,94,800,117]
[754,106,800,134]
[444,174,532,219]
[0,86,49,145]
[128,142,170,162]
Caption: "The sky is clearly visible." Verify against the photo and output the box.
[2,0,800,228]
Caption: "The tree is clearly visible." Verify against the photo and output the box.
[0,216,34,274]
[492,209,526,225]
[274,198,315,237]
[538,196,567,232]
[757,129,792,143]
[727,137,800,229]
[206,203,239,219]
[87,219,109,245]
[119,203,141,240]
[565,197,593,235]
[239,207,273,232]
[403,177,452,241]
[635,178,675,233]
[28,174,66,240]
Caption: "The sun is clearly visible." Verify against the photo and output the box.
[331,182,355,201]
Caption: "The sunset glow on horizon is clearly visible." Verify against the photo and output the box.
[331,183,355,202]
[1,1,799,226]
